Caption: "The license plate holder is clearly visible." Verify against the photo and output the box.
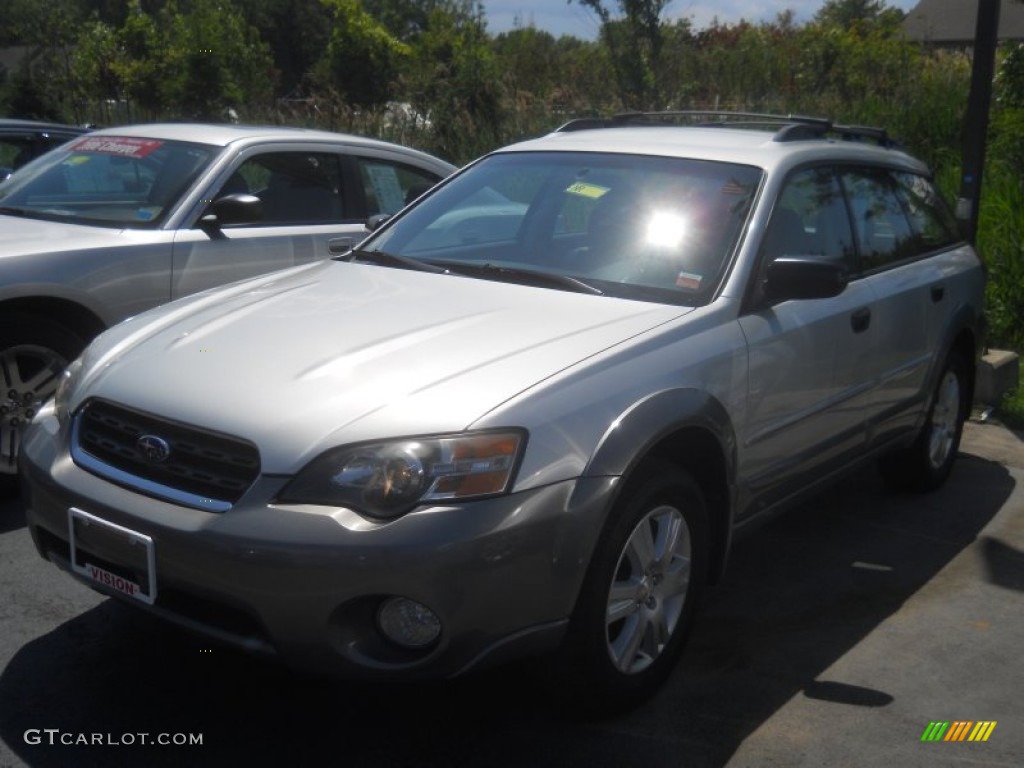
[69,508,156,605]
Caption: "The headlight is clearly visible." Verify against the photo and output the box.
[53,357,83,424]
[278,430,526,520]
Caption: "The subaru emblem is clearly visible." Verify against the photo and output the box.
[136,435,171,464]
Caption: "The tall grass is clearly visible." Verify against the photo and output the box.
[976,168,1024,350]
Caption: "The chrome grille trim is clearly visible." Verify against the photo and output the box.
[71,399,260,511]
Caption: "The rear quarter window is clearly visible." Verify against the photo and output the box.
[892,171,961,251]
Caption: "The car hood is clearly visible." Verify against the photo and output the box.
[0,213,131,255]
[75,260,689,473]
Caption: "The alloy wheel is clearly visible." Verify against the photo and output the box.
[605,504,692,675]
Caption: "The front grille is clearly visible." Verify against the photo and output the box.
[72,399,260,509]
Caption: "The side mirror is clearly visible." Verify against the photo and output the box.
[199,193,263,231]
[764,257,848,301]
[367,213,391,232]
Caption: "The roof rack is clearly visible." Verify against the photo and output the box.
[555,110,899,148]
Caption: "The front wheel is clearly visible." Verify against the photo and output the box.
[0,314,87,496]
[554,462,708,712]
[880,350,969,492]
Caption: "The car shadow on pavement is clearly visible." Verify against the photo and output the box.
[0,453,1014,768]
[0,497,26,535]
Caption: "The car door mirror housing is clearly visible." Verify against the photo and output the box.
[764,257,849,301]
[367,213,391,232]
[200,193,263,230]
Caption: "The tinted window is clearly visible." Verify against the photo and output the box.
[840,168,916,270]
[224,152,345,225]
[762,167,855,266]
[892,171,961,250]
[0,132,76,177]
[357,158,441,216]
[0,136,36,173]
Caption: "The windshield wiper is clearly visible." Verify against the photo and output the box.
[340,248,449,274]
[437,262,603,296]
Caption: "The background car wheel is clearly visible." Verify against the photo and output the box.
[0,314,86,496]
[879,350,970,493]
[554,461,708,713]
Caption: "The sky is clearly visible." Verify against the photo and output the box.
[480,0,921,39]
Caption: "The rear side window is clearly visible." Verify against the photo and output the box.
[357,158,442,216]
[891,171,961,251]
[840,169,916,271]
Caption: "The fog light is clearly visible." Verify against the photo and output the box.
[377,597,441,649]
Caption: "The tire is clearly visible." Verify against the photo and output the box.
[0,313,87,496]
[879,350,969,493]
[553,461,708,713]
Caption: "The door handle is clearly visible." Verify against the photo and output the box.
[931,284,945,302]
[850,307,871,333]
[328,237,354,254]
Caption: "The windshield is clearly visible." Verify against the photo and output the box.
[0,135,216,228]
[365,151,763,305]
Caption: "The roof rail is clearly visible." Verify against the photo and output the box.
[555,110,898,148]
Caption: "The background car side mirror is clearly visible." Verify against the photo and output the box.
[199,193,263,231]
[367,213,391,232]
[763,257,849,301]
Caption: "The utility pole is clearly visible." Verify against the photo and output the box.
[957,0,1002,245]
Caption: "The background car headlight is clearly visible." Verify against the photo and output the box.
[53,358,83,424]
[278,430,525,519]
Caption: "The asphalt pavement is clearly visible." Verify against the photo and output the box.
[0,419,1021,767]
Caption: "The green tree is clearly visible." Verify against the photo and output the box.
[570,0,672,109]
[108,0,275,120]
[0,0,89,120]
[239,0,333,96]
[402,2,501,162]
[314,0,410,107]
[813,0,905,32]
[492,27,562,102]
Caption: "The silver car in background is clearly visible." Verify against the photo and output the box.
[0,123,455,487]
[20,114,984,710]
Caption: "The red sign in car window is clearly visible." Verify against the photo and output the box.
[67,136,164,159]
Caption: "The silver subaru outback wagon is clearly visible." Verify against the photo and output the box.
[20,113,984,710]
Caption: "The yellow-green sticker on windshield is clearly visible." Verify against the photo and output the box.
[565,181,610,199]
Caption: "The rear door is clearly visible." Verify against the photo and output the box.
[845,167,965,443]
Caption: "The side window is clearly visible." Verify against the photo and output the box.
[840,168,916,270]
[891,171,961,251]
[761,167,855,266]
[228,152,345,225]
[357,158,441,216]
[0,136,35,173]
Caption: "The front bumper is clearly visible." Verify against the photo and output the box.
[20,409,617,679]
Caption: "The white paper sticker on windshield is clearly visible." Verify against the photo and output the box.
[676,271,703,291]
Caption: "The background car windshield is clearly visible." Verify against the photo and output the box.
[369,151,762,305]
[0,136,215,228]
